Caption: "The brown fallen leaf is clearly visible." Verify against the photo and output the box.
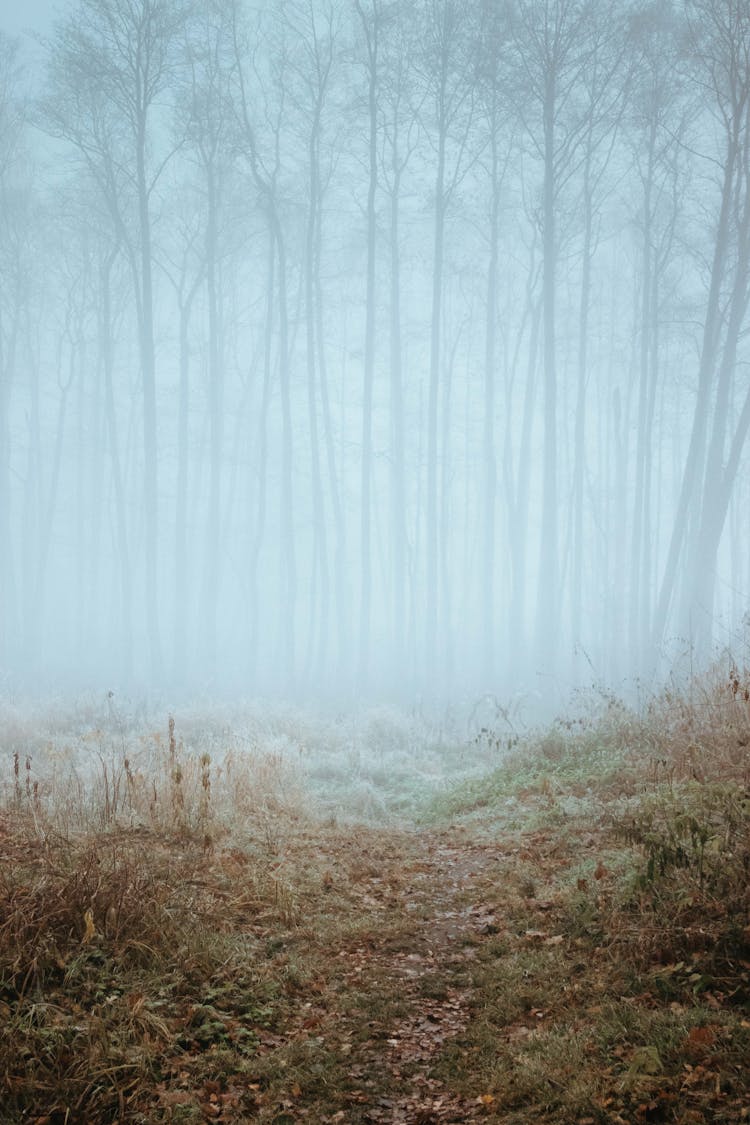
[82,908,96,945]
[684,1025,718,1052]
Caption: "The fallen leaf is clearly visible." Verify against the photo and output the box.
[628,1046,664,1076]
[82,908,96,945]
[684,1025,717,1051]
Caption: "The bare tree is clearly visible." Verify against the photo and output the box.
[509,0,604,676]
[44,0,189,676]
[416,0,479,684]
[0,33,25,665]
[652,0,750,661]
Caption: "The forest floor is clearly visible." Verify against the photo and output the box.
[1,677,749,1123]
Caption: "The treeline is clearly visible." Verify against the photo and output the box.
[1,0,750,698]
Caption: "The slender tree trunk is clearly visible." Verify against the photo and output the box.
[641,276,660,657]
[508,293,542,684]
[651,129,739,659]
[305,111,329,681]
[389,169,406,676]
[535,72,559,674]
[274,214,296,681]
[248,229,275,679]
[572,135,593,661]
[359,3,378,688]
[0,300,18,662]
[684,172,750,655]
[483,122,500,683]
[203,165,223,675]
[175,269,202,682]
[136,121,162,677]
[35,341,72,655]
[630,121,655,671]
[97,249,133,679]
[426,126,446,683]
[316,210,346,681]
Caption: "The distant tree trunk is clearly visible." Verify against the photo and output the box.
[22,333,41,663]
[304,98,329,681]
[439,324,461,683]
[651,124,739,660]
[426,122,446,683]
[202,164,223,675]
[316,246,347,680]
[381,44,413,684]
[0,301,17,663]
[356,0,379,688]
[483,117,500,684]
[571,132,593,661]
[535,69,559,674]
[248,228,275,679]
[35,326,74,659]
[683,169,750,654]
[421,0,475,688]
[174,267,201,682]
[389,169,406,674]
[275,218,296,681]
[232,8,296,684]
[630,118,656,672]
[134,114,162,678]
[98,248,133,679]
[507,287,542,685]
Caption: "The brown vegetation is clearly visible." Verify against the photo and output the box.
[0,672,748,1122]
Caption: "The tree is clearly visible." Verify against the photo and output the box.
[231,0,297,682]
[652,0,750,662]
[181,0,236,674]
[509,0,604,676]
[678,0,750,659]
[354,0,380,687]
[378,0,420,678]
[416,0,479,685]
[475,0,513,682]
[625,0,686,670]
[44,0,189,677]
[0,33,24,666]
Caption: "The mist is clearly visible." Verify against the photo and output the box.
[1,0,750,707]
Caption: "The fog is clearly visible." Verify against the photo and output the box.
[1,0,750,706]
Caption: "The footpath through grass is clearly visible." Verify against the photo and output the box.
[1,673,749,1123]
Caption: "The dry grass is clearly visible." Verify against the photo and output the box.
[0,671,748,1122]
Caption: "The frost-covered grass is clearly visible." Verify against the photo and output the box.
[0,693,519,830]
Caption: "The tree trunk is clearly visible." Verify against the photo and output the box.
[535,71,559,675]
[483,121,500,684]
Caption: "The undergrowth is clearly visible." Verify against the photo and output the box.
[0,671,748,1122]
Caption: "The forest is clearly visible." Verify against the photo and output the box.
[2,0,750,698]
[1,2,750,1123]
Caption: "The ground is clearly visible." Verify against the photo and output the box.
[1,681,749,1122]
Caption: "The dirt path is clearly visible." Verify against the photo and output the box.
[351,836,501,1124]
[283,827,510,1124]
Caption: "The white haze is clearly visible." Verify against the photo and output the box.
[1,0,750,710]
